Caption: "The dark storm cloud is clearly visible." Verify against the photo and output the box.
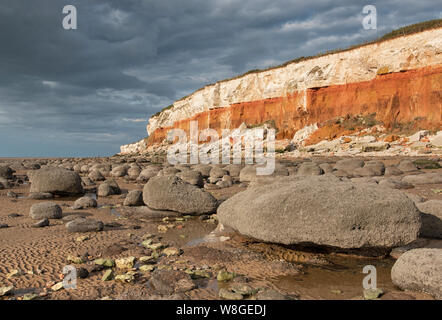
[0,0,440,157]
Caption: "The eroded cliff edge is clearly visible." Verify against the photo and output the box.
[122,27,442,155]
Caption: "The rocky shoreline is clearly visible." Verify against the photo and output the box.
[0,155,441,300]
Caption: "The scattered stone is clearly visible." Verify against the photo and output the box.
[416,200,442,239]
[163,247,181,257]
[32,218,49,228]
[27,192,53,200]
[115,257,135,269]
[101,269,113,281]
[88,170,105,182]
[210,167,229,179]
[219,288,243,300]
[97,180,121,197]
[143,175,218,215]
[230,283,256,296]
[186,269,211,279]
[51,282,64,292]
[217,269,236,282]
[397,160,418,172]
[66,218,104,233]
[73,196,97,210]
[391,248,442,299]
[67,255,84,264]
[139,265,155,273]
[255,289,293,300]
[0,286,14,297]
[77,267,89,279]
[30,202,62,220]
[296,162,323,176]
[94,258,115,268]
[7,269,23,278]
[176,170,204,187]
[6,191,18,198]
[22,293,39,300]
[115,273,136,283]
[384,166,403,176]
[402,173,442,185]
[8,213,21,218]
[334,159,364,172]
[123,190,144,206]
[0,166,14,180]
[75,235,89,242]
[29,167,83,195]
[150,269,195,295]
[363,288,384,300]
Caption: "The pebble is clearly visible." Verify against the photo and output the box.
[115,257,135,269]
[101,269,113,282]
[94,258,115,268]
[363,288,384,300]
[217,269,236,282]
[0,286,14,297]
[218,288,243,300]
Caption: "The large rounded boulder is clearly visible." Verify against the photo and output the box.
[391,248,442,299]
[217,175,421,248]
[143,176,218,215]
[29,168,83,195]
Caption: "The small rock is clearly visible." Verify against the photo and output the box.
[77,267,89,279]
[217,269,236,282]
[51,282,64,291]
[230,283,256,296]
[115,273,135,283]
[65,218,104,233]
[29,202,62,220]
[219,288,243,300]
[101,269,113,281]
[7,269,23,278]
[163,247,181,257]
[67,255,84,264]
[139,265,155,273]
[0,286,14,297]
[115,257,135,269]
[94,258,115,268]
[75,235,89,242]
[363,288,384,300]
[73,196,97,210]
[32,218,49,228]
[22,293,38,300]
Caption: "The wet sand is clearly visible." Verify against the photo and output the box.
[0,160,440,300]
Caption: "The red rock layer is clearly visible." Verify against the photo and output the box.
[148,65,442,145]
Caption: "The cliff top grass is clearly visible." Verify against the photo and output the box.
[153,19,442,118]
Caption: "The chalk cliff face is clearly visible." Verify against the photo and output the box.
[145,28,442,147]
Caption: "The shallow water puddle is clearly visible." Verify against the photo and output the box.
[271,255,396,299]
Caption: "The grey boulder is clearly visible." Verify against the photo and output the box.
[66,218,104,233]
[217,175,421,249]
[29,168,83,195]
[402,172,442,185]
[416,200,442,239]
[123,190,144,206]
[73,196,97,210]
[30,202,62,220]
[391,248,442,299]
[143,176,218,215]
[97,180,121,197]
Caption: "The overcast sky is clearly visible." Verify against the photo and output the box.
[0,0,440,157]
